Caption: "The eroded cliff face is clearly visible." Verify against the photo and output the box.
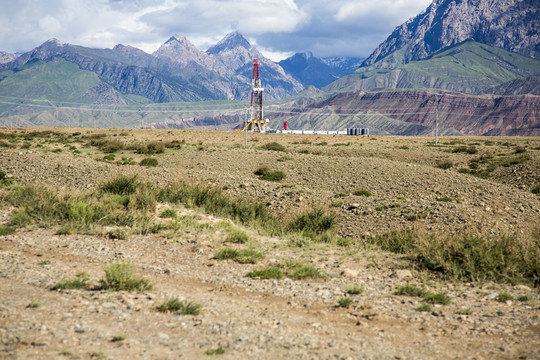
[364,0,540,67]
[282,89,539,136]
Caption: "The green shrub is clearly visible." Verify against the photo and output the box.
[91,139,124,153]
[0,170,12,185]
[214,248,264,264]
[370,230,539,286]
[139,158,158,167]
[100,175,140,195]
[224,229,249,244]
[205,347,225,355]
[337,297,354,308]
[436,160,453,170]
[254,167,286,182]
[497,292,513,302]
[344,285,364,295]
[353,190,371,197]
[132,142,165,155]
[246,266,284,279]
[260,142,286,152]
[285,262,324,280]
[415,304,432,312]
[531,185,540,195]
[52,273,89,290]
[111,334,127,342]
[424,292,451,305]
[157,298,202,315]
[103,154,115,161]
[101,261,153,291]
[452,146,477,154]
[288,208,336,236]
[8,208,33,228]
[396,284,427,297]
[108,228,129,240]
[159,208,177,218]
[331,200,343,207]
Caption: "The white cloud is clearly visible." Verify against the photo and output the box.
[0,0,432,58]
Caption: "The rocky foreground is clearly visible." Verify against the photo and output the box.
[0,128,539,359]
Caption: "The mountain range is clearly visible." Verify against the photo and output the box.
[0,0,539,135]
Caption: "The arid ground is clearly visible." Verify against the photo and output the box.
[0,128,539,359]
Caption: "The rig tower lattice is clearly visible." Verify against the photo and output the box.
[245,59,271,131]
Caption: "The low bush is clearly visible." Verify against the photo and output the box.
[159,208,177,218]
[436,160,453,170]
[531,185,540,195]
[288,208,336,236]
[260,142,286,152]
[369,230,539,286]
[344,284,364,295]
[415,304,432,312]
[101,261,153,291]
[224,229,249,244]
[353,190,371,197]
[337,297,354,308]
[254,167,286,182]
[8,208,33,228]
[452,146,477,154]
[52,272,89,290]
[214,248,264,264]
[139,158,158,167]
[157,298,201,315]
[246,266,284,279]
[0,225,17,236]
[100,175,140,195]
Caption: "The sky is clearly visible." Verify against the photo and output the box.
[0,0,432,61]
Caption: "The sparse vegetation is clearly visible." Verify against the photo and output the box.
[101,261,153,291]
[436,160,453,169]
[415,304,432,312]
[224,229,249,244]
[353,190,371,197]
[344,284,364,295]
[246,266,284,279]
[369,230,539,286]
[159,208,177,218]
[337,297,354,308]
[497,292,513,302]
[52,272,89,290]
[157,298,202,315]
[214,248,264,264]
[254,166,286,182]
[0,225,16,236]
[205,347,225,355]
[139,157,159,167]
[260,142,286,152]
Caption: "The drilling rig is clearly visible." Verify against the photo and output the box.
[243,59,271,131]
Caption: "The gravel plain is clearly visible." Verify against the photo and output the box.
[0,128,539,359]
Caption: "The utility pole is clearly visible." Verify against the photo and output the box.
[435,108,438,145]
[245,109,248,146]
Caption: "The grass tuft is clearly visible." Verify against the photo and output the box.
[337,297,354,308]
[157,298,202,315]
[139,158,159,167]
[101,261,153,292]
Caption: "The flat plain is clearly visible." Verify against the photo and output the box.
[0,127,539,359]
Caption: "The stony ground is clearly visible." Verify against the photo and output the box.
[0,128,539,359]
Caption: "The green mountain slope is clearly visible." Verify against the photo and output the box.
[325,41,540,94]
[0,58,130,116]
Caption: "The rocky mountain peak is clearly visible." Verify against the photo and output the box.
[363,0,540,67]
[0,51,17,64]
[206,32,251,55]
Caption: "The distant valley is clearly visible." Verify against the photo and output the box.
[0,0,538,136]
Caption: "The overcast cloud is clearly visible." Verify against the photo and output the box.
[0,0,431,60]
